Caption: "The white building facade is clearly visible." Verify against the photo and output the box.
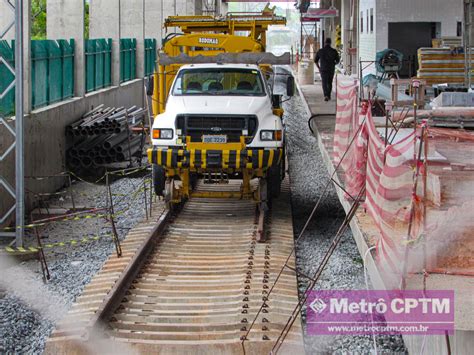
[340,0,463,76]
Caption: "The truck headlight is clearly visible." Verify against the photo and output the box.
[152,129,173,139]
[260,130,282,141]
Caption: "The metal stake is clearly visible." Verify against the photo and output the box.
[34,226,50,282]
[143,177,148,219]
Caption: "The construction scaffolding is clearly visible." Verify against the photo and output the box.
[0,0,25,247]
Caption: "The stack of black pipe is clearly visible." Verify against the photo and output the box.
[66,105,146,169]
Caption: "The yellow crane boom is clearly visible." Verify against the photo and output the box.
[152,8,286,116]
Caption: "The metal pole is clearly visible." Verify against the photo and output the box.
[300,13,303,56]
[469,1,473,89]
[464,0,472,88]
[464,0,469,87]
[15,0,25,247]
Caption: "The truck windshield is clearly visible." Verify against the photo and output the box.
[172,68,266,96]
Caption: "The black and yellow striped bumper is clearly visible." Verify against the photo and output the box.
[147,148,282,170]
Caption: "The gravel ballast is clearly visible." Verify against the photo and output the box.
[283,84,407,354]
[0,172,153,353]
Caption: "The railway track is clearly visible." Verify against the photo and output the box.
[45,179,304,354]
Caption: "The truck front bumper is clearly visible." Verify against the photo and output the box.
[147,147,282,170]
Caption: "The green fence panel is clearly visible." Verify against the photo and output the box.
[58,39,74,100]
[120,38,137,82]
[85,38,112,93]
[85,40,96,92]
[0,40,15,117]
[31,41,49,109]
[131,39,137,80]
[104,39,112,87]
[46,41,62,104]
[31,39,75,109]
[95,40,105,89]
[144,38,157,76]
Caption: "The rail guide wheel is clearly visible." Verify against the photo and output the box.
[164,178,175,211]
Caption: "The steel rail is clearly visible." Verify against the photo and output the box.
[82,207,171,340]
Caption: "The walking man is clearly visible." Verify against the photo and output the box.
[315,38,340,101]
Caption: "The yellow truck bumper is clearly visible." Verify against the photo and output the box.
[147,147,282,170]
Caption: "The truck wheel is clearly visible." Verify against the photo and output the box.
[153,164,166,196]
[190,173,198,190]
[267,163,282,198]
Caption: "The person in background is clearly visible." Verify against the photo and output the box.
[315,37,340,102]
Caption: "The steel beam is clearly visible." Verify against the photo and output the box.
[15,0,25,246]
[0,0,15,240]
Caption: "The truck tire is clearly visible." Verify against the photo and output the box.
[267,163,282,199]
[190,173,198,190]
[153,164,166,196]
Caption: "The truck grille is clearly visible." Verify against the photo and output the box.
[176,114,258,143]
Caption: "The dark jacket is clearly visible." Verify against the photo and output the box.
[315,45,340,72]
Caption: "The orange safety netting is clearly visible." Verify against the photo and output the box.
[333,82,474,286]
[365,113,417,288]
[333,78,359,172]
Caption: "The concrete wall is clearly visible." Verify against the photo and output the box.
[0,80,143,226]
[376,0,463,50]
[356,0,463,76]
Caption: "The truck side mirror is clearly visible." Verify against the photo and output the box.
[272,94,282,109]
[286,75,295,97]
[146,75,154,96]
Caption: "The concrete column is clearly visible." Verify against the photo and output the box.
[353,0,359,77]
[218,0,228,15]
[175,0,187,16]
[121,0,145,78]
[47,0,85,97]
[89,0,121,86]
[341,0,350,70]
[190,0,202,15]
[162,0,177,19]
[144,0,163,43]
[162,0,178,36]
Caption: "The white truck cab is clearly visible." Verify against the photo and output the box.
[147,61,295,203]
[151,63,284,150]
